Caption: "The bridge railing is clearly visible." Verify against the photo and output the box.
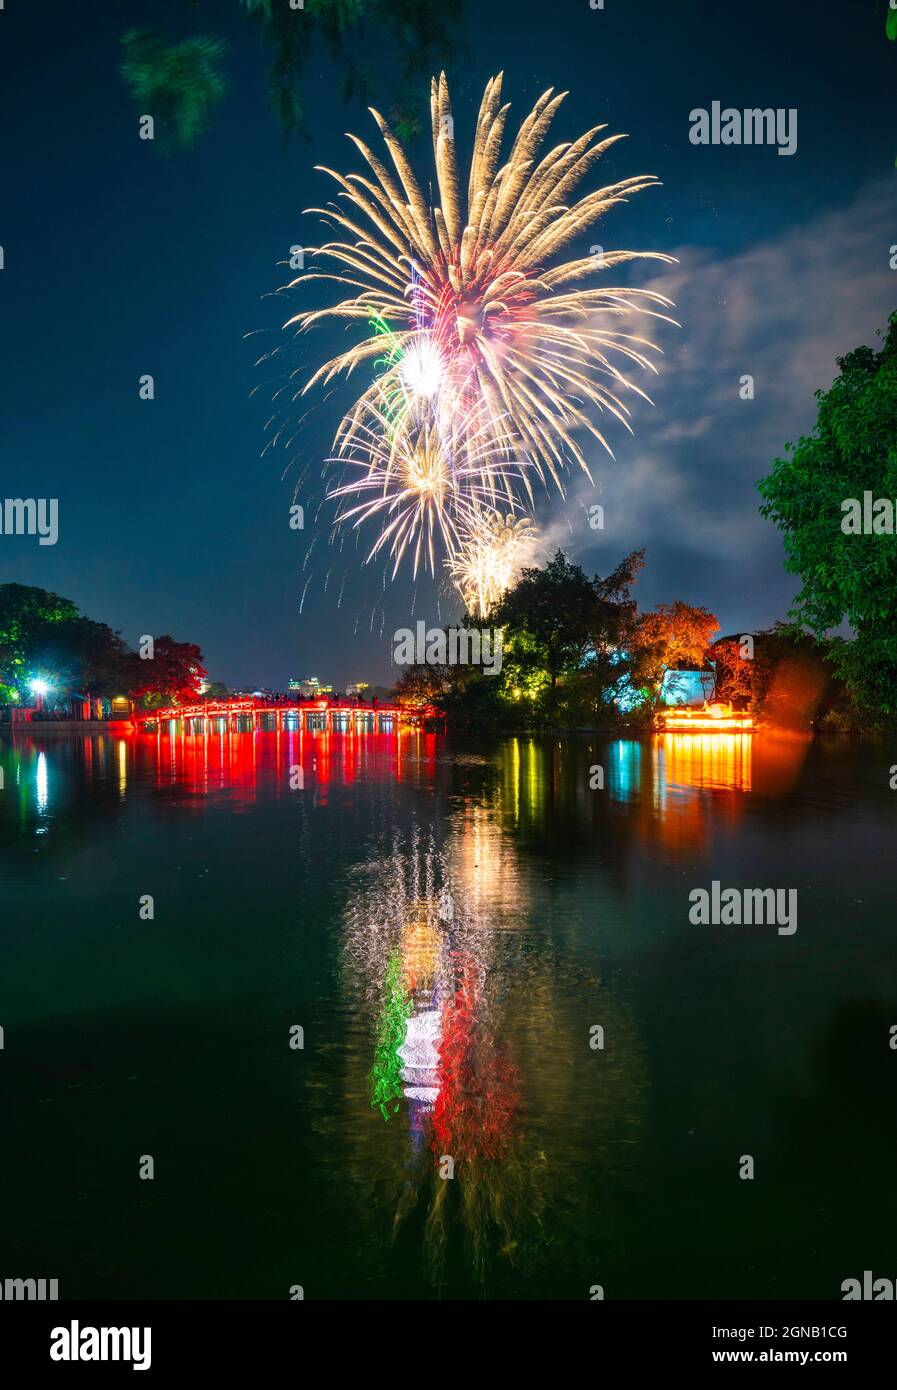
[135,698,443,728]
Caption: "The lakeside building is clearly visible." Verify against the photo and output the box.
[654,665,752,733]
[288,677,334,698]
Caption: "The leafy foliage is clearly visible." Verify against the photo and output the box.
[390,545,892,731]
[123,636,207,707]
[0,584,131,701]
[0,585,206,709]
[711,637,754,705]
[758,312,897,710]
[492,550,644,714]
[392,551,652,730]
[121,1,466,149]
[243,0,466,141]
[633,601,719,689]
[121,29,230,150]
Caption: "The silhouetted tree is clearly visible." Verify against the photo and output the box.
[121,0,467,149]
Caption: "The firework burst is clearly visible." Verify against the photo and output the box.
[449,510,540,620]
[286,72,673,604]
[288,72,674,489]
[327,398,530,580]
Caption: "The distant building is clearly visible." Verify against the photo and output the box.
[289,676,333,699]
[346,681,369,698]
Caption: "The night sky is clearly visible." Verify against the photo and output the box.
[3,0,895,689]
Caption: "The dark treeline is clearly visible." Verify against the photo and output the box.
[0,584,207,710]
[392,550,887,734]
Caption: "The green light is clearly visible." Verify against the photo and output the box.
[369,949,411,1121]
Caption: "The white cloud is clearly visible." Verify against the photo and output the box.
[556,176,897,629]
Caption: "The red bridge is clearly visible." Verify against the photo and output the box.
[135,697,443,733]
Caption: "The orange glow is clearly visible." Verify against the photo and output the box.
[655,701,753,733]
[655,731,753,792]
[657,715,754,731]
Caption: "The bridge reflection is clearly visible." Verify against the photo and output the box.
[3,729,810,825]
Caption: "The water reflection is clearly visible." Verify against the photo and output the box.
[1,728,811,826]
[655,732,752,793]
[117,738,127,799]
[36,751,48,813]
[0,723,881,1296]
[608,739,642,800]
[342,827,547,1282]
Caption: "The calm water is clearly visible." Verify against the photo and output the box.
[1,727,895,1301]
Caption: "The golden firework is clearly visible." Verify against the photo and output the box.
[288,72,675,491]
[449,510,540,620]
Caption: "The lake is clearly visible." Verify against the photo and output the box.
[1,727,895,1300]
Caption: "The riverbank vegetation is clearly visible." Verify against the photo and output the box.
[0,584,206,710]
[392,550,893,734]
[759,312,897,716]
[396,312,897,735]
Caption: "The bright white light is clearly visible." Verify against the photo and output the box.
[30,678,50,697]
[36,752,48,811]
[403,1086,438,1106]
[399,337,443,399]
[398,1010,441,1087]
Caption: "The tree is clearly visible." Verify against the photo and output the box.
[747,625,838,730]
[0,585,130,703]
[121,0,467,149]
[202,680,229,701]
[0,587,210,711]
[758,312,897,710]
[392,663,450,708]
[122,636,207,707]
[1,584,77,699]
[633,601,719,689]
[491,549,645,721]
[121,29,229,151]
[711,637,754,705]
[62,617,133,697]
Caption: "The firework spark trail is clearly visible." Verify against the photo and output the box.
[286,72,674,613]
[326,391,533,580]
[450,511,541,621]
